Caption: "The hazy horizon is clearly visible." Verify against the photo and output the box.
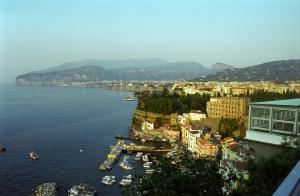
[1,0,300,83]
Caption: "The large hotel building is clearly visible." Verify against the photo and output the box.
[206,97,250,119]
[246,99,300,145]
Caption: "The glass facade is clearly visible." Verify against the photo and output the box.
[250,105,299,135]
[252,107,270,118]
[272,109,295,122]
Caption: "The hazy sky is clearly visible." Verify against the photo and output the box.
[1,0,300,82]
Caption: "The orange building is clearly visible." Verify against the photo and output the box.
[195,138,218,158]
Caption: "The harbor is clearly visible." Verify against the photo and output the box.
[115,134,170,143]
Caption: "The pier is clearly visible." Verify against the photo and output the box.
[115,135,170,143]
[99,140,124,171]
[123,144,172,153]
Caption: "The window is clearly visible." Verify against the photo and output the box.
[272,122,294,133]
[273,109,295,122]
[252,107,270,118]
[251,119,270,130]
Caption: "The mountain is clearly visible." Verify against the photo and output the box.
[193,60,300,82]
[211,63,235,72]
[39,58,167,72]
[16,61,212,85]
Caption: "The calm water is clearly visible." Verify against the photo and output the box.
[0,84,139,196]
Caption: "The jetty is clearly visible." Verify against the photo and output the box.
[99,140,124,171]
[122,144,172,153]
[115,135,170,143]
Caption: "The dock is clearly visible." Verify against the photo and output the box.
[115,135,170,143]
[99,140,124,171]
[123,144,171,153]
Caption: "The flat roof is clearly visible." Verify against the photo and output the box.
[251,98,300,107]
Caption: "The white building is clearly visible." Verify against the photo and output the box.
[246,99,300,145]
[189,110,207,121]
[141,121,154,131]
[188,131,201,153]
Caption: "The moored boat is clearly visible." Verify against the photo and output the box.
[68,183,97,196]
[102,176,116,186]
[135,152,143,160]
[119,175,133,187]
[146,169,155,174]
[142,154,149,162]
[143,161,153,169]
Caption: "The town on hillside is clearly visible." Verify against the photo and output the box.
[128,83,300,190]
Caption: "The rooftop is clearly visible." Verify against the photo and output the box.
[251,98,300,107]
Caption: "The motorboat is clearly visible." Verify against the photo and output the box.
[68,183,97,196]
[135,152,143,160]
[146,169,155,174]
[143,162,153,169]
[119,175,133,187]
[29,151,39,160]
[102,176,116,186]
[142,155,149,162]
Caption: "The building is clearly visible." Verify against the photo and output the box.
[206,96,250,119]
[195,137,218,157]
[187,130,201,154]
[189,110,207,121]
[141,121,154,131]
[246,98,300,145]
[180,124,189,145]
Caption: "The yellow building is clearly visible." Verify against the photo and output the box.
[180,124,189,145]
[195,138,218,158]
[206,97,250,119]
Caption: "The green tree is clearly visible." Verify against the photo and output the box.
[125,150,235,196]
[231,136,300,195]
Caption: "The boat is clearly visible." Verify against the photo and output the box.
[135,152,143,160]
[141,138,146,142]
[102,176,116,186]
[119,175,133,187]
[142,155,149,162]
[143,161,153,169]
[123,96,137,101]
[29,151,39,160]
[146,169,155,174]
[34,182,57,196]
[122,164,134,170]
[119,155,130,167]
[0,147,6,152]
[68,183,97,196]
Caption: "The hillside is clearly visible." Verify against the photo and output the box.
[193,60,300,82]
[16,61,212,85]
[211,63,235,72]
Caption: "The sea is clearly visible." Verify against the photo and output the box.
[0,84,143,196]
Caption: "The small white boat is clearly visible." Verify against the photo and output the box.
[122,164,134,170]
[135,152,143,160]
[29,151,39,160]
[102,176,116,185]
[142,155,149,162]
[119,175,133,187]
[143,161,153,169]
[146,169,155,174]
[141,138,146,142]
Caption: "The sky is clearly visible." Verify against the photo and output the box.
[0,0,300,82]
